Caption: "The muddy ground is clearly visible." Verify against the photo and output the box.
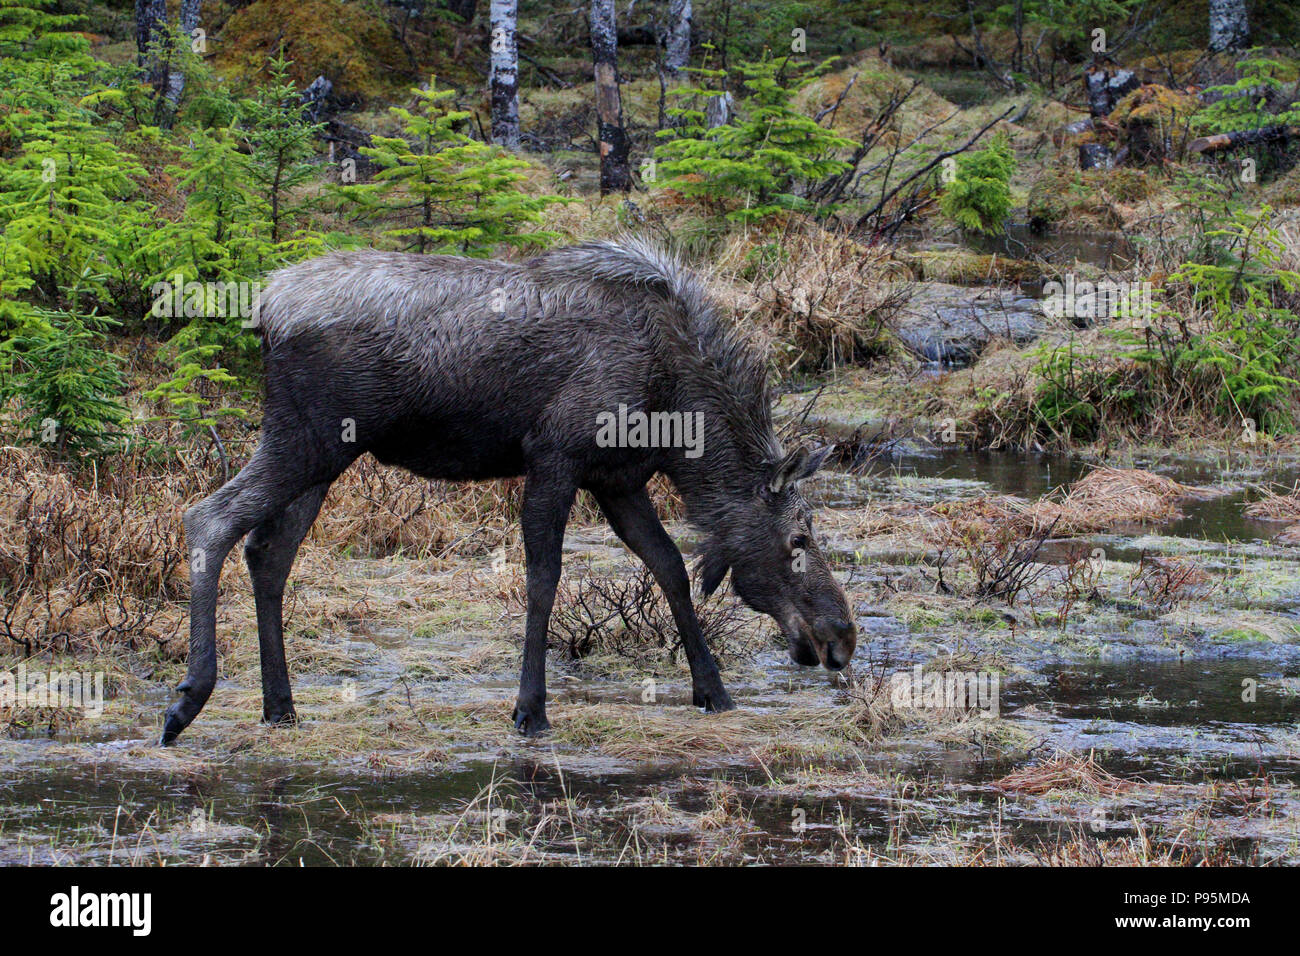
[3,440,1298,866]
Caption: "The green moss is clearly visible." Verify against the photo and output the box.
[1027,168,1121,230]
[1220,627,1270,643]
[1110,85,1200,128]
[216,0,416,102]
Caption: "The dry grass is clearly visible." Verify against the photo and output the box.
[714,226,914,373]
[312,458,523,560]
[927,466,1220,541]
[0,446,192,655]
[994,750,1132,796]
[550,693,909,762]
[1060,466,1218,514]
[0,435,675,657]
[1245,484,1300,523]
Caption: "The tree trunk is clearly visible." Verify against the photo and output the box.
[1189,125,1296,154]
[447,0,477,23]
[664,0,691,78]
[591,0,630,193]
[705,92,732,128]
[1208,0,1249,53]
[164,0,203,107]
[489,0,520,150]
[135,0,168,90]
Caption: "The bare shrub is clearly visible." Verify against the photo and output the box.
[547,565,759,666]
[929,510,1059,606]
[0,447,188,653]
[1128,553,1212,610]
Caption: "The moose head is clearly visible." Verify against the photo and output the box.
[697,445,857,671]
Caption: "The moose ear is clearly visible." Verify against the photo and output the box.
[768,444,834,494]
[696,547,730,599]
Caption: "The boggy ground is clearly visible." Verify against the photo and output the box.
[3,439,1299,866]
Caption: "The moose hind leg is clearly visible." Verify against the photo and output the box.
[596,488,734,713]
[245,482,330,725]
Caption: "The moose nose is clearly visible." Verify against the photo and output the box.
[816,616,857,671]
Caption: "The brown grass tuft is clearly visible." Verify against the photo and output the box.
[0,446,192,654]
[716,226,913,374]
[995,750,1132,796]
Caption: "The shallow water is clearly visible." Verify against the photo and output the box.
[966,223,1135,271]
[4,448,1299,865]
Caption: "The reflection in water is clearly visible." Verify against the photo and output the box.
[836,446,1299,544]
[966,223,1135,271]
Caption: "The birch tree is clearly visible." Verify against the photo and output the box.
[664,0,691,79]
[591,0,630,192]
[164,0,202,107]
[489,0,520,150]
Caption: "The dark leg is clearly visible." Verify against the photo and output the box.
[512,466,577,736]
[162,448,339,745]
[244,482,330,725]
[596,487,734,712]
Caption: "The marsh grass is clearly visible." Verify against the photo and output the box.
[994,750,1132,797]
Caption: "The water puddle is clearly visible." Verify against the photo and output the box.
[965,223,1135,271]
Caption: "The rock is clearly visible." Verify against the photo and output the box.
[1079,142,1113,170]
[300,74,333,123]
[889,282,1047,365]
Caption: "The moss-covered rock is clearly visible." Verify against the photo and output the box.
[1028,168,1123,230]
[1110,84,1201,163]
[216,0,415,102]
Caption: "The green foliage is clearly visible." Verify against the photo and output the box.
[1141,212,1300,435]
[141,56,332,434]
[0,302,129,458]
[1032,338,1143,443]
[654,56,853,224]
[340,78,566,255]
[1194,53,1300,136]
[239,53,325,246]
[0,0,81,56]
[939,132,1015,235]
[0,68,148,316]
[1032,198,1300,442]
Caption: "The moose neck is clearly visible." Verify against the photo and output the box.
[659,387,777,538]
[644,296,779,536]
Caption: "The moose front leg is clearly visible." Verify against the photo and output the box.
[596,488,734,713]
[513,467,577,736]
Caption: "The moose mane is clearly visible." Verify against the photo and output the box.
[529,237,783,529]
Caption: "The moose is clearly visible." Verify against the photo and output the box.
[162,238,857,744]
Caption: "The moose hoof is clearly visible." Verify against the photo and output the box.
[160,702,191,747]
[512,700,550,737]
[693,685,736,713]
[263,707,299,727]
